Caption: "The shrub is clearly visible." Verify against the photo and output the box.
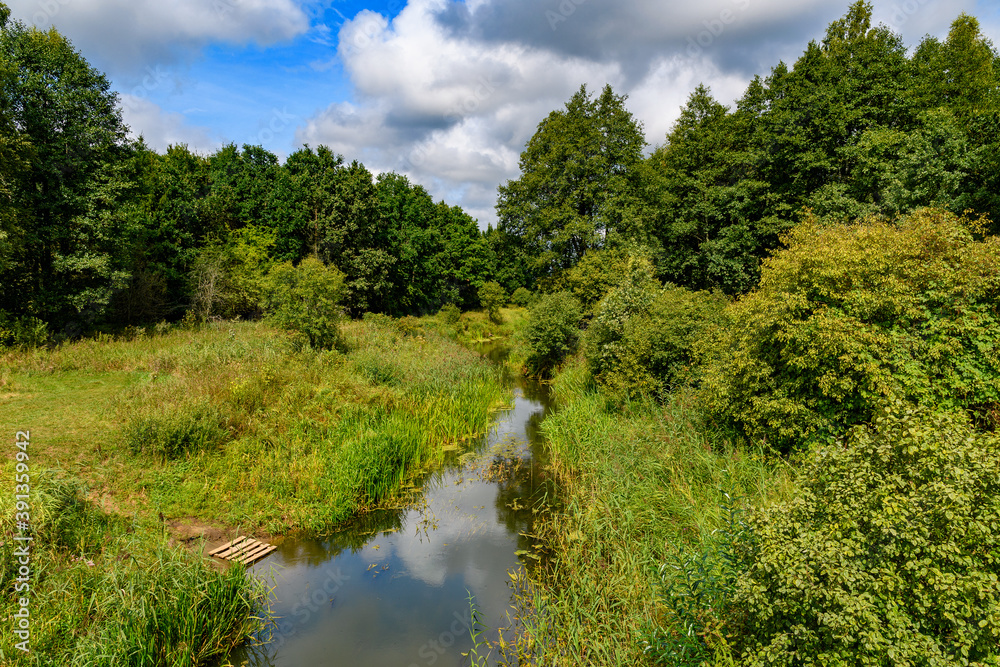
[438,302,461,325]
[510,287,532,308]
[260,256,346,349]
[585,264,728,401]
[728,404,1000,665]
[560,245,652,315]
[521,291,582,376]
[0,310,49,348]
[477,281,507,322]
[703,208,1000,453]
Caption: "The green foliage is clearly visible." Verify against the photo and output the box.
[521,291,581,376]
[704,208,1000,453]
[510,287,532,308]
[497,84,646,279]
[260,256,345,349]
[0,310,48,347]
[559,245,650,315]
[0,15,132,326]
[585,260,729,401]
[478,281,507,322]
[438,301,461,325]
[728,404,1000,665]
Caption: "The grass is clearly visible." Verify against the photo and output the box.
[498,355,795,666]
[0,470,266,666]
[0,313,513,664]
[1,317,508,534]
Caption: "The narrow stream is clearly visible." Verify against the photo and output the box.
[228,344,552,666]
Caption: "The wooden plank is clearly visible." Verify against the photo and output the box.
[236,544,276,565]
[209,535,276,565]
[209,536,253,559]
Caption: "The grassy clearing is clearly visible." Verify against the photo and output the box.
[1,317,508,533]
[0,314,511,664]
[503,356,795,666]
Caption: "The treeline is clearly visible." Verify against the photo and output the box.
[495,3,1000,296]
[0,3,501,342]
[502,3,1000,664]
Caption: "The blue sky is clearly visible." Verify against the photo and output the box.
[6,0,998,226]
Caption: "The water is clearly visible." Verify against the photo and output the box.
[228,346,552,667]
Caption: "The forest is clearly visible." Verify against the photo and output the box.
[2,0,1000,665]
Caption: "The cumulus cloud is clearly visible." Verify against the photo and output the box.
[119,95,219,154]
[5,0,309,77]
[295,0,985,227]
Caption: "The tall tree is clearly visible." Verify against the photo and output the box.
[0,13,132,327]
[496,84,645,283]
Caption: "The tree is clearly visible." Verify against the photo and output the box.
[477,281,506,322]
[260,256,345,349]
[0,13,132,329]
[704,208,1000,453]
[496,84,645,282]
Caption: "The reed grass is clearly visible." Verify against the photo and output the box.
[0,470,266,666]
[505,354,794,666]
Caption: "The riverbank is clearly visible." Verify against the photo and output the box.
[0,314,511,664]
[506,356,795,666]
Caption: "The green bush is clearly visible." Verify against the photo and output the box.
[438,301,461,324]
[560,245,652,315]
[0,310,49,348]
[585,264,728,401]
[704,208,1000,453]
[510,287,532,308]
[260,256,346,349]
[477,281,507,322]
[727,404,1000,665]
[521,291,582,376]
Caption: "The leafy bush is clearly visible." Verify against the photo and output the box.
[0,310,49,348]
[478,281,507,322]
[260,256,346,349]
[585,263,728,401]
[560,245,652,315]
[727,404,1000,665]
[510,287,533,308]
[438,301,461,324]
[704,208,1000,453]
[521,291,582,375]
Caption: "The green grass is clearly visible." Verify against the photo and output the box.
[0,315,512,665]
[502,355,794,666]
[2,318,508,533]
[0,470,266,666]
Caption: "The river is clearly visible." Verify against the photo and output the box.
[226,345,552,666]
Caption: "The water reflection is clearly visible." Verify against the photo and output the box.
[226,346,552,667]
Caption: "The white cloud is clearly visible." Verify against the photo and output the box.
[5,0,309,77]
[119,95,219,154]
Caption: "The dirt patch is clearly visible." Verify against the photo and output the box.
[167,516,276,562]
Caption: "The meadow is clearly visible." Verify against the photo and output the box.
[0,314,510,664]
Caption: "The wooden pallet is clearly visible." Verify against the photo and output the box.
[208,536,276,565]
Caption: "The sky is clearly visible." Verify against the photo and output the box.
[5,0,999,227]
